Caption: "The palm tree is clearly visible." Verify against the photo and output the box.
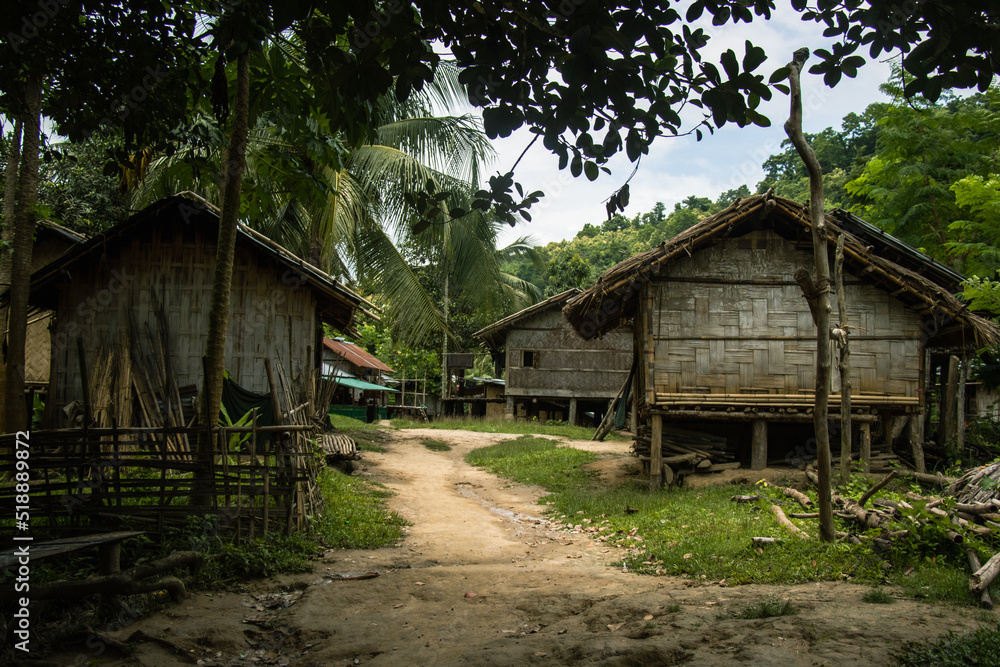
[131,51,540,347]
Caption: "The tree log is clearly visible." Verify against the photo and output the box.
[858,470,899,509]
[752,536,784,546]
[955,500,1000,515]
[967,548,994,610]
[970,551,1000,595]
[781,486,813,509]
[771,504,810,539]
[0,550,200,602]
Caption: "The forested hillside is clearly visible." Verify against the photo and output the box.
[504,78,1000,296]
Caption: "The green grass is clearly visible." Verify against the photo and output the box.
[314,468,409,549]
[391,416,627,441]
[863,587,895,604]
[897,622,1000,666]
[462,440,998,603]
[422,438,451,451]
[328,414,382,431]
[734,598,797,619]
[465,435,599,492]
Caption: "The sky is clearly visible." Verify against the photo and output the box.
[488,7,894,249]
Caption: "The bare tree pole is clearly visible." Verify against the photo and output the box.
[835,233,852,485]
[785,49,835,542]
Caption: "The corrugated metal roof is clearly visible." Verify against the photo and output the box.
[323,337,395,374]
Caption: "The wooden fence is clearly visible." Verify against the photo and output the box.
[0,422,322,543]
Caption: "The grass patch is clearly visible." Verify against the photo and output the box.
[897,622,1000,666]
[314,468,408,549]
[392,416,627,441]
[328,414,381,431]
[465,435,599,492]
[735,598,797,619]
[863,587,895,604]
[422,439,451,452]
[462,442,996,600]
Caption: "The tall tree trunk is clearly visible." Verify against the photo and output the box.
[1,118,23,288]
[441,271,449,403]
[784,50,835,542]
[4,80,41,433]
[0,118,22,434]
[193,49,250,505]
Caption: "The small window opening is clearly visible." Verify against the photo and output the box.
[522,350,538,368]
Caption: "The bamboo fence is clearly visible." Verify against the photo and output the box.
[0,420,320,542]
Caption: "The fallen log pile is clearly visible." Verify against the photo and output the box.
[633,425,739,484]
[735,467,1000,609]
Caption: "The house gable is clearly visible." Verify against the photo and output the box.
[644,229,922,401]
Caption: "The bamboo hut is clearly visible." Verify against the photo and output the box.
[563,193,1000,483]
[22,195,371,427]
[475,289,632,425]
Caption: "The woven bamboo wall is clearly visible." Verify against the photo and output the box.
[506,309,631,399]
[646,230,922,401]
[48,222,318,424]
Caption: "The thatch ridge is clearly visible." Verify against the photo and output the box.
[563,193,1000,349]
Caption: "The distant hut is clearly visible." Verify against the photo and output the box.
[322,337,398,421]
[563,193,1000,484]
[475,289,632,425]
[0,220,87,422]
[22,195,369,428]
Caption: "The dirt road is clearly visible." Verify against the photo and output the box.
[57,429,993,666]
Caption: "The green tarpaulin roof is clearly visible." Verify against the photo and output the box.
[334,377,399,392]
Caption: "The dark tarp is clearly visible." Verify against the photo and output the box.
[221,377,276,445]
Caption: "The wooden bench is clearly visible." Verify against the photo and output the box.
[0,531,143,573]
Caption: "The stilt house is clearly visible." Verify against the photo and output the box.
[22,195,370,428]
[563,193,1000,484]
[475,289,632,425]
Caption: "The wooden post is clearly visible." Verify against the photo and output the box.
[909,414,926,474]
[98,540,121,616]
[942,355,959,446]
[650,414,663,489]
[751,419,767,471]
[569,398,578,426]
[859,422,871,474]
[883,415,896,453]
[922,348,933,443]
[958,357,968,450]
[505,396,514,421]
[835,233,852,486]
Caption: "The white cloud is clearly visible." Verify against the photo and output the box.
[490,11,895,247]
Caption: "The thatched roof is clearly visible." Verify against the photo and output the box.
[563,193,1000,349]
[20,195,373,332]
[473,289,580,350]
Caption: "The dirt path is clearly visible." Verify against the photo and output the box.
[59,429,994,666]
